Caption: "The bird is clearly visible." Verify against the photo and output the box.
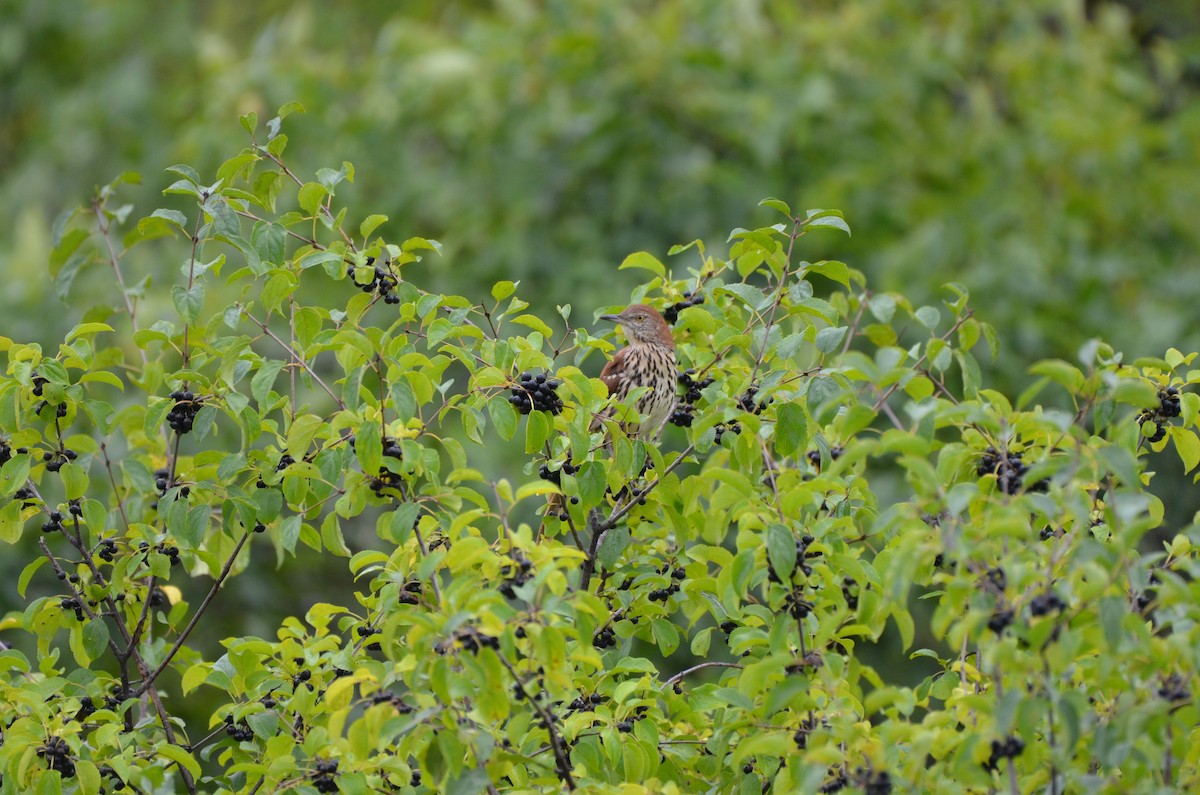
[592,304,678,442]
[545,304,678,524]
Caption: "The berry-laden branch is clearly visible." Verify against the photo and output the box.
[496,652,576,790]
[133,530,251,698]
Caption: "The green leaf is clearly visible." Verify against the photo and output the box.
[596,524,631,570]
[1,454,31,498]
[360,214,388,239]
[804,212,851,236]
[488,395,518,441]
[286,414,324,458]
[65,322,114,343]
[251,221,286,267]
[815,326,848,354]
[60,462,87,500]
[774,402,808,458]
[524,408,550,453]
[356,421,382,476]
[82,620,109,660]
[444,768,491,795]
[576,461,607,506]
[766,523,796,580]
[298,182,329,215]
[206,195,240,238]
[297,250,343,270]
[251,359,285,407]
[914,306,941,330]
[0,500,23,544]
[491,280,517,301]
[805,259,851,286]
[1169,427,1200,473]
[154,741,201,780]
[759,197,792,217]
[388,503,420,544]
[651,618,680,656]
[171,283,205,325]
[618,251,666,278]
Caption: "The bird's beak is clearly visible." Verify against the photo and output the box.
[600,313,622,323]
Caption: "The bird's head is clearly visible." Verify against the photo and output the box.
[600,304,674,348]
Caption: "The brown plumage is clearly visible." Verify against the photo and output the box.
[592,304,678,441]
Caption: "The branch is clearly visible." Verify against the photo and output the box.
[133,531,250,697]
[659,661,743,691]
[496,653,576,790]
[241,307,345,409]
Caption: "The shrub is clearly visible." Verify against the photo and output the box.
[1,108,1197,794]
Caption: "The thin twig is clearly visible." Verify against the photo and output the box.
[660,661,743,691]
[133,531,250,697]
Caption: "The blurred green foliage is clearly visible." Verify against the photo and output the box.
[3,0,1199,379]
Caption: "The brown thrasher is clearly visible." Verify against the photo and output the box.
[592,304,678,441]
[546,304,677,523]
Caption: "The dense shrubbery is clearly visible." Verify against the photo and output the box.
[1,112,1198,794]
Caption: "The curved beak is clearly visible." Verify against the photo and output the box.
[600,313,622,323]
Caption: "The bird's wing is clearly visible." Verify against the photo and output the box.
[599,347,631,397]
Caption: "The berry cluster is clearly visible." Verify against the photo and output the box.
[31,372,48,396]
[662,291,705,324]
[276,454,295,472]
[509,372,563,415]
[455,626,500,654]
[41,509,65,534]
[37,737,75,778]
[0,438,14,465]
[841,577,861,610]
[565,692,605,716]
[678,369,715,404]
[819,769,849,793]
[369,438,404,495]
[73,696,96,722]
[737,385,773,415]
[984,735,1025,773]
[792,715,825,750]
[311,758,340,793]
[42,448,77,473]
[1138,386,1183,443]
[806,445,845,470]
[976,446,1047,495]
[616,705,650,733]
[670,369,716,427]
[1029,589,1066,617]
[356,624,382,651]
[668,403,694,427]
[1157,673,1190,703]
[138,540,181,568]
[166,389,202,434]
[714,421,742,443]
[35,400,68,418]
[59,596,86,621]
[398,579,423,605]
[538,460,578,485]
[224,714,253,742]
[648,567,684,602]
[987,607,1014,634]
[592,625,617,649]
[346,256,401,304]
[499,550,534,598]
[859,768,893,795]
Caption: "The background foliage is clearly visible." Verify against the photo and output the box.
[4,0,1200,369]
